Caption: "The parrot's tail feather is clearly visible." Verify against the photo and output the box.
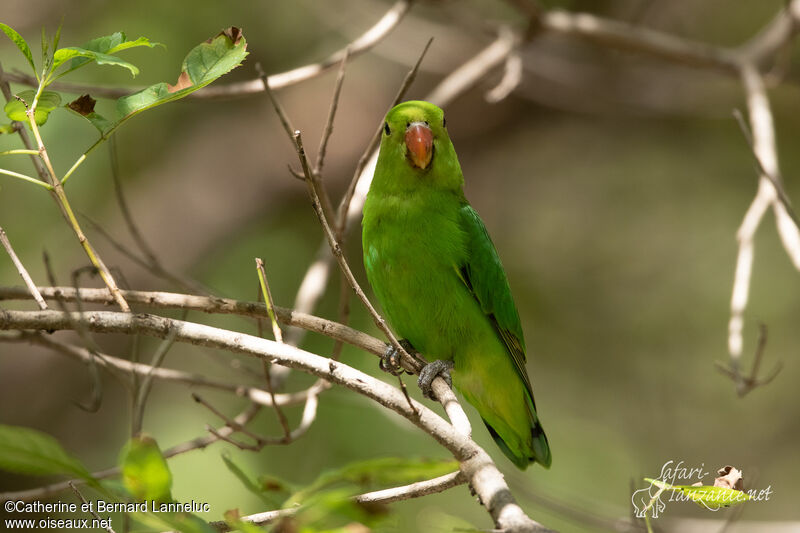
[530,422,552,469]
[483,420,551,470]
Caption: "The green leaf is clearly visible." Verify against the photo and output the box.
[0,23,36,75]
[52,47,140,77]
[41,27,48,68]
[291,488,389,532]
[107,35,163,55]
[4,90,61,125]
[115,27,247,121]
[66,94,112,132]
[0,123,15,134]
[52,19,63,51]
[221,452,288,507]
[120,435,173,503]
[647,478,752,510]
[287,457,458,506]
[0,424,93,480]
[58,32,162,75]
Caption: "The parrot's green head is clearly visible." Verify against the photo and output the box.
[377,100,463,192]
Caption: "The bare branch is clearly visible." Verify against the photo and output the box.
[315,47,350,176]
[208,471,466,531]
[356,470,465,504]
[538,10,740,72]
[725,61,799,394]
[0,286,389,357]
[0,308,546,531]
[132,329,179,435]
[0,227,47,310]
[0,330,318,408]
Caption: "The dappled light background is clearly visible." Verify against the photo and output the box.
[1,0,799,531]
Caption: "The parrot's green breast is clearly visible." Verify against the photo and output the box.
[362,100,551,469]
[363,190,469,358]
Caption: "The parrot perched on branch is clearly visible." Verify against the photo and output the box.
[362,100,551,469]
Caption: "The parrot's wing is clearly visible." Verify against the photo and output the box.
[457,204,533,397]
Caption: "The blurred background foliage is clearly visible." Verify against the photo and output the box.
[1,0,799,531]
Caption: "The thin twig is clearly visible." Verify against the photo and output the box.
[81,214,209,295]
[294,130,418,372]
[284,36,432,371]
[732,109,798,227]
[132,329,180,435]
[258,65,335,224]
[335,37,433,235]
[43,255,105,413]
[194,394,272,449]
[1,330,321,407]
[0,226,47,310]
[68,482,116,533]
[208,471,466,531]
[103,138,210,295]
[315,47,350,176]
[715,324,783,397]
[725,61,798,394]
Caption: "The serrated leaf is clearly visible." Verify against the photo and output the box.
[0,23,36,75]
[60,32,162,74]
[3,90,61,125]
[107,35,163,55]
[115,27,247,121]
[647,478,751,510]
[120,435,173,503]
[0,424,93,480]
[53,47,140,76]
[66,94,112,132]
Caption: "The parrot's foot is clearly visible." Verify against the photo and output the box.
[417,359,454,400]
[380,339,416,376]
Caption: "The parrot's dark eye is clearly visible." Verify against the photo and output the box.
[384,122,391,135]
[443,117,446,128]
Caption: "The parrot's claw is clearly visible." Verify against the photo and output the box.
[380,339,416,376]
[417,359,454,400]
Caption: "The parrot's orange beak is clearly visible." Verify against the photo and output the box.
[405,122,433,170]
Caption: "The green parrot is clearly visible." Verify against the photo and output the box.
[362,100,551,469]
